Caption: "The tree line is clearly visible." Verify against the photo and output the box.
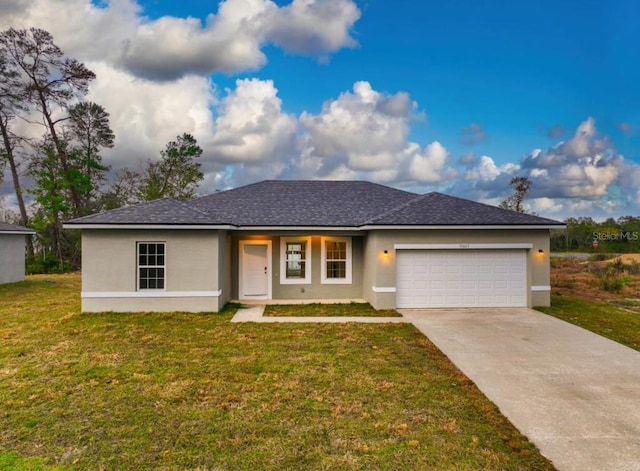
[498,176,639,253]
[551,217,640,253]
[0,27,203,271]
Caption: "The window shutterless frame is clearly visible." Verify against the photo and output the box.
[137,242,166,291]
[280,236,311,284]
[320,236,352,284]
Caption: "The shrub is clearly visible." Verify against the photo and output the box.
[26,254,72,274]
[600,275,631,293]
[627,261,640,276]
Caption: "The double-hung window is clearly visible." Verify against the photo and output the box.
[138,242,165,290]
[321,237,352,284]
[280,237,311,284]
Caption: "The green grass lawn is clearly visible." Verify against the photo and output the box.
[0,274,554,470]
[538,292,640,352]
[263,303,402,317]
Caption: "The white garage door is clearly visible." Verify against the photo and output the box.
[396,250,527,308]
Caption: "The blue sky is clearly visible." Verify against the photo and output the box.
[1,0,639,219]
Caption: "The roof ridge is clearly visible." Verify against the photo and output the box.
[360,192,431,225]
[172,198,212,217]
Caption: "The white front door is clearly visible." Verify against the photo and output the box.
[240,241,271,299]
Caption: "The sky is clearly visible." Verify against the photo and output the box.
[0,0,639,220]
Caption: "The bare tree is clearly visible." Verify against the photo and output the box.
[0,27,95,216]
[0,44,29,227]
[500,176,531,213]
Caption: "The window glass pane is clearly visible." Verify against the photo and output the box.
[326,241,346,260]
[138,243,165,290]
[327,261,346,279]
[286,261,305,278]
[285,241,306,279]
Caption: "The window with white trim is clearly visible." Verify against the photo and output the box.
[280,237,311,284]
[321,237,352,284]
[137,242,165,290]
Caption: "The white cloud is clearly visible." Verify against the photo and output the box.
[207,78,297,164]
[529,197,562,214]
[455,118,640,219]
[0,0,361,81]
[559,116,597,158]
[521,118,623,199]
[119,0,272,80]
[408,141,457,183]
[465,155,517,182]
[301,82,436,180]
[264,0,361,56]
[86,62,217,170]
[0,0,142,64]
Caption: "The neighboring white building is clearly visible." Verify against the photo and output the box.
[0,222,35,285]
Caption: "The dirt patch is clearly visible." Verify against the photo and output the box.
[616,254,640,264]
[551,256,640,311]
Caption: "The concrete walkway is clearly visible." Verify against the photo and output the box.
[230,305,407,323]
[405,308,640,471]
[231,305,640,470]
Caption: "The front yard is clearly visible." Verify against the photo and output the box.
[0,274,553,470]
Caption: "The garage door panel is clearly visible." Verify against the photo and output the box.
[461,280,476,289]
[397,250,527,308]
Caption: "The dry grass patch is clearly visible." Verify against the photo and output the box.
[263,303,402,317]
[539,257,640,351]
[550,256,640,304]
[0,274,554,470]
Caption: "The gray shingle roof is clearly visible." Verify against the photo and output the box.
[190,180,417,226]
[0,222,34,233]
[66,198,214,225]
[365,192,563,226]
[65,180,564,227]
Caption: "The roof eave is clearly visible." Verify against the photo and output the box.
[0,230,36,235]
[360,224,566,230]
[62,223,236,230]
[234,225,361,232]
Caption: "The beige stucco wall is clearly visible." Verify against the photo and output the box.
[363,229,552,309]
[81,229,226,312]
[79,227,551,312]
[230,233,364,301]
[0,234,27,284]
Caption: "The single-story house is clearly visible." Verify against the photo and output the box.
[0,222,35,285]
[64,180,564,313]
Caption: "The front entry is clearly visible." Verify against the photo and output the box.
[239,241,272,300]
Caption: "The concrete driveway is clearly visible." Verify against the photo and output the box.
[402,308,640,471]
